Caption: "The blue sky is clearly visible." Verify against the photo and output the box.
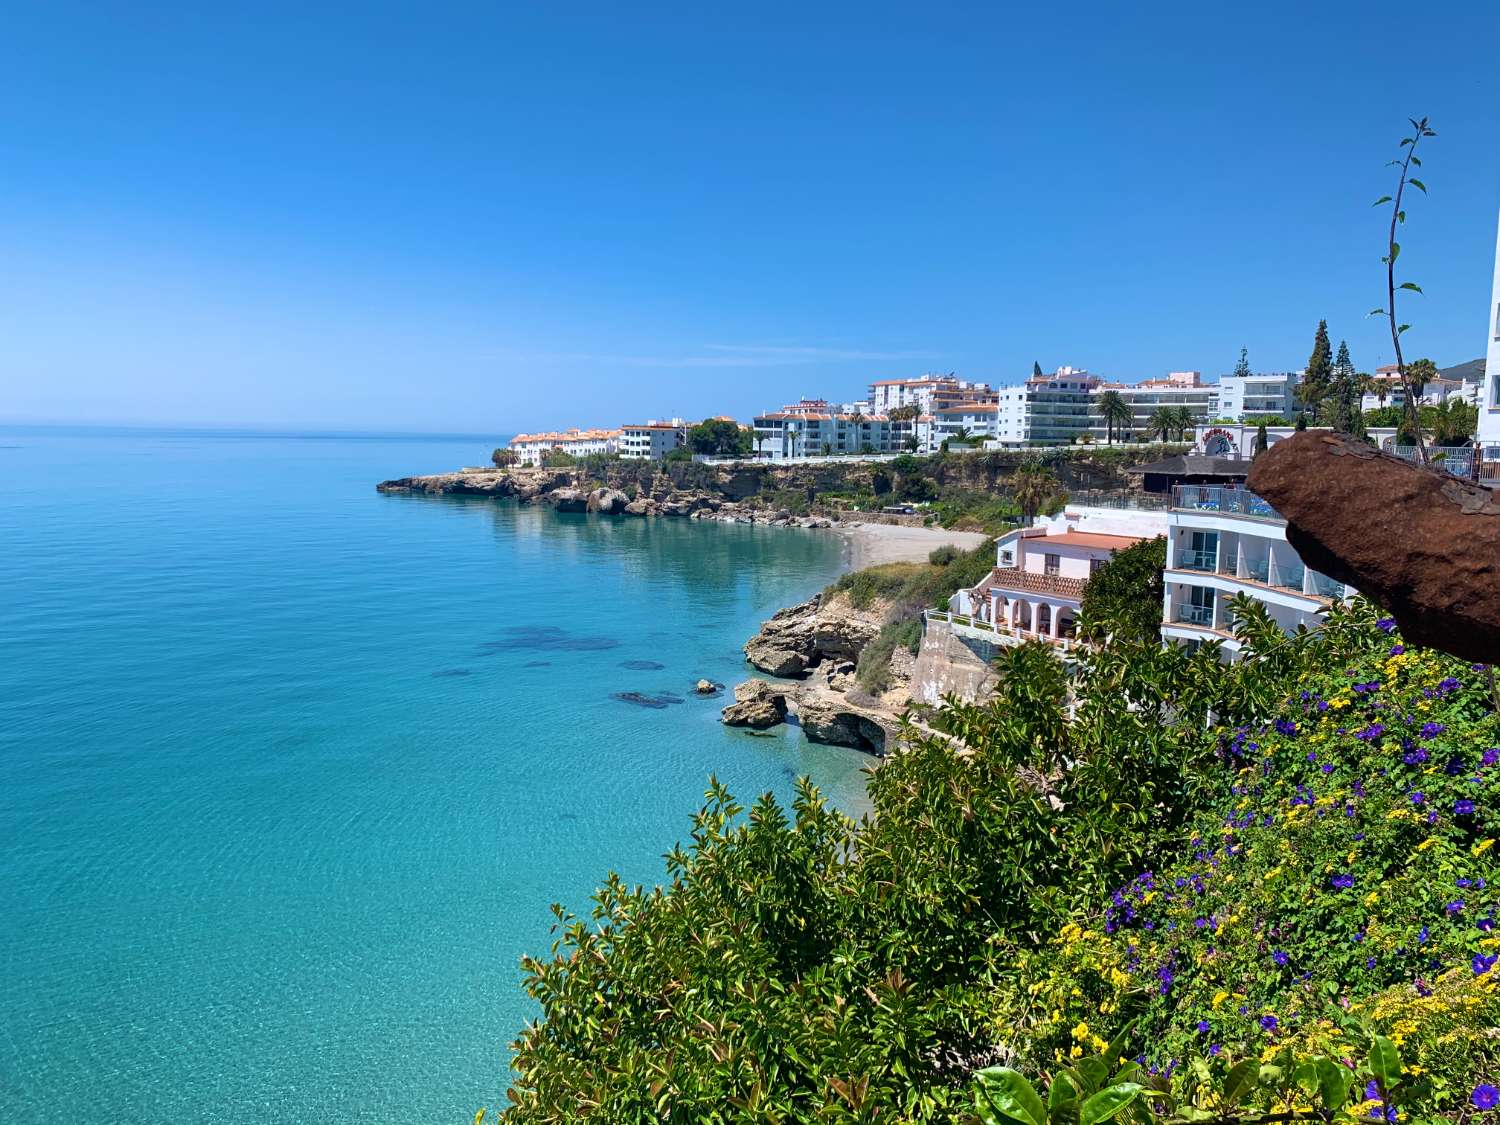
[2,1,1496,433]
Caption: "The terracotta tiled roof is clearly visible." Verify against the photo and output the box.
[1040,531,1141,550]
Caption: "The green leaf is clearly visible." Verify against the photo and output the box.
[975,1067,1048,1125]
[1369,308,1387,317]
[1295,1059,1319,1097]
[1397,210,1406,224]
[1398,324,1411,334]
[1410,155,1422,166]
[1076,1056,1109,1094]
[1400,282,1423,293]
[1409,178,1426,193]
[1102,1019,1136,1069]
[1080,1083,1143,1125]
[1390,241,1401,261]
[1314,1057,1349,1112]
[1223,1059,1259,1105]
[1370,1035,1403,1090]
[1372,195,1393,206]
[1048,1072,1082,1121]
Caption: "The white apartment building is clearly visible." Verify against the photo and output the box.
[948,505,1169,648]
[751,399,901,459]
[1359,364,1475,413]
[619,420,686,461]
[1216,371,1302,422]
[1161,485,1355,660]
[1478,211,1500,450]
[933,402,999,445]
[1089,371,1220,441]
[868,375,994,415]
[508,427,621,466]
[994,367,1100,446]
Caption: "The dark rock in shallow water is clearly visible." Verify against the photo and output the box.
[523,660,552,668]
[431,668,471,678]
[619,660,666,670]
[484,626,620,652]
[612,691,685,709]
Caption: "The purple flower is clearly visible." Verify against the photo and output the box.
[1356,724,1385,742]
[1417,926,1429,943]
[1420,722,1446,739]
[1330,873,1355,890]
[1377,618,1396,634]
[1448,899,1467,915]
[1276,719,1298,736]
[1410,792,1426,806]
[1389,644,1406,656]
[1487,748,1500,767]
[1404,747,1429,765]
[1306,750,1317,762]
[1259,1014,1278,1031]
[1449,756,1470,776]
[1474,1084,1500,1110]
[1458,798,1477,817]
[1208,1044,1221,1056]
[1272,950,1289,966]
[1474,952,1498,976]
[1197,1020,1210,1033]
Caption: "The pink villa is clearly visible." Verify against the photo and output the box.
[950,506,1169,646]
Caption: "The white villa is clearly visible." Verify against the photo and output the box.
[508,427,621,466]
[1161,485,1355,659]
[950,505,1169,648]
[1480,210,1500,456]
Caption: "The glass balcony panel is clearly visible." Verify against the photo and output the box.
[1243,558,1269,584]
[1176,549,1216,571]
[1175,604,1213,626]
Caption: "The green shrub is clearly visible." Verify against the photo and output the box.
[928,544,961,567]
[856,618,923,694]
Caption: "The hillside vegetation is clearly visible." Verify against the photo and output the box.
[496,598,1498,1123]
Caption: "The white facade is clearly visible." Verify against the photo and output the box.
[868,375,994,415]
[933,402,999,444]
[752,399,903,460]
[1480,212,1500,448]
[619,421,685,461]
[1359,364,1473,413]
[1216,371,1302,422]
[994,368,1100,446]
[949,505,1168,649]
[1089,371,1219,441]
[508,427,621,466]
[1161,486,1355,660]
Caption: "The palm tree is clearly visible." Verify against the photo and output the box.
[951,425,974,445]
[1011,463,1059,523]
[1170,405,1196,442]
[1098,390,1131,445]
[1148,406,1176,442]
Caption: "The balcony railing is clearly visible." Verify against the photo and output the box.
[1309,571,1345,600]
[1272,563,1306,591]
[1172,486,1279,519]
[1174,604,1214,627]
[1242,557,1270,584]
[987,568,1089,599]
[1392,446,1476,479]
[1176,549,1217,571]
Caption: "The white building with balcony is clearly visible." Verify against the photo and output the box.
[1216,371,1302,422]
[1161,485,1355,659]
[619,420,686,461]
[994,367,1101,446]
[945,505,1169,649]
[1089,371,1220,441]
[868,375,994,415]
[508,427,621,466]
[751,399,901,459]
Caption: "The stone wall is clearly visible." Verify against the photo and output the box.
[909,616,999,705]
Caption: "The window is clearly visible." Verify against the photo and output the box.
[1089,557,1105,575]
[1494,303,1500,340]
[1044,553,1060,576]
[999,548,1015,567]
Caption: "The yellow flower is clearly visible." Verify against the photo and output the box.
[1071,1021,1090,1042]
[1475,839,1495,857]
[1070,1044,1084,1058]
[1211,990,1229,1010]
[1415,838,1437,852]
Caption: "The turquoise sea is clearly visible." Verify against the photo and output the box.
[0,427,870,1123]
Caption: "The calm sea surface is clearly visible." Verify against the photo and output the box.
[0,427,870,1123]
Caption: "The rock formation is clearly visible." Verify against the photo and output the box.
[721,679,788,728]
[1246,431,1500,663]
[587,487,629,514]
[743,595,881,678]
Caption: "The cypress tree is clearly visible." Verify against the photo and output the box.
[1233,347,1251,380]
[1033,361,1044,378]
[1331,340,1365,438]
[1254,423,1269,457]
[1303,320,1333,420]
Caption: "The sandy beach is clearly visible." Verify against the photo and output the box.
[836,521,991,571]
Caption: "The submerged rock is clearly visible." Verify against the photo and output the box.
[620,660,666,670]
[612,691,684,709]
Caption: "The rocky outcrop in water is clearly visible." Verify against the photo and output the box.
[721,679,788,728]
[1247,431,1500,663]
[743,595,881,678]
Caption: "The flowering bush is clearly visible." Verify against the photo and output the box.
[998,619,1500,1118]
